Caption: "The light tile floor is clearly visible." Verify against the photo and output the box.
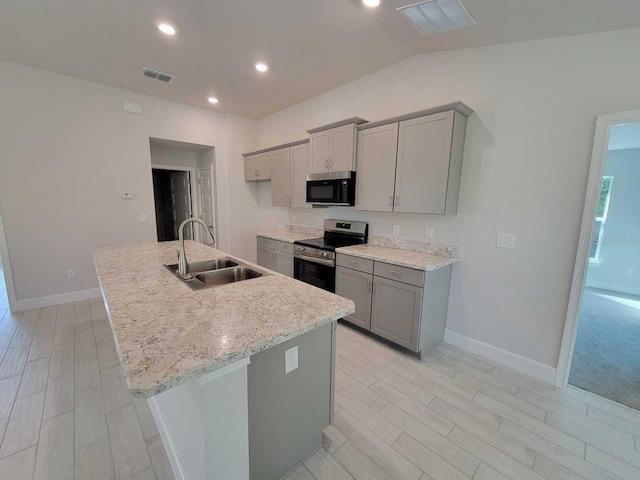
[0,296,174,480]
[2,289,640,480]
[286,322,640,480]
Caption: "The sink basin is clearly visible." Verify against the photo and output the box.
[194,267,263,286]
[164,258,268,290]
[165,258,238,275]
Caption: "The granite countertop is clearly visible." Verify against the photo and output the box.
[336,244,458,271]
[93,241,354,398]
[256,230,319,243]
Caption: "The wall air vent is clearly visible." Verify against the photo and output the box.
[142,68,174,83]
[397,0,476,35]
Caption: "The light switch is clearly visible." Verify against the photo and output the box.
[392,224,400,236]
[497,233,516,249]
[285,346,298,374]
[139,213,147,224]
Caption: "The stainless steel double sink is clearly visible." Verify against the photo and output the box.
[165,258,268,290]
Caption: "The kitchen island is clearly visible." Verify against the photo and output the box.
[93,241,354,480]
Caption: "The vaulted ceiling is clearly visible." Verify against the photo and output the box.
[1,0,640,118]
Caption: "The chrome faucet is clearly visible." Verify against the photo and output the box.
[177,218,215,275]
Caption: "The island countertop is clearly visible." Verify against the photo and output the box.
[93,241,354,398]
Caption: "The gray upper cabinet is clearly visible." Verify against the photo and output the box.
[309,123,359,173]
[355,123,399,212]
[290,144,311,208]
[355,104,471,215]
[271,147,291,207]
[335,266,373,330]
[245,152,271,182]
[370,276,423,351]
[395,111,454,214]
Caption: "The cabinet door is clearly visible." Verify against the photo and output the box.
[371,277,422,351]
[335,267,373,330]
[256,152,272,180]
[330,124,356,171]
[274,251,294,278]
[291,144,311,208]
[244,155,259,181]
[270,147,291,207]
[310,131,331,173]
[395,111,454,214]
[355,123,398,212]
[256,246,275,270]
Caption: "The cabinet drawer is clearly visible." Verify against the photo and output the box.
[275,241,294,255]
[257,236,275,249]
[336,254,374,274]
[374,262,424,288]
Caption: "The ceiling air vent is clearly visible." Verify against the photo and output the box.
[142,68,174,83]
[397,0,476,35]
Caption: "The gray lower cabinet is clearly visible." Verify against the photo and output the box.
[370,276,422,351]
[335,253,452,356]
[256,245,275,270]
[335,266,372,330]
[275,251,294,277]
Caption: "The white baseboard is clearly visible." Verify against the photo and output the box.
[13,288,102,312]
[444,330,557,384]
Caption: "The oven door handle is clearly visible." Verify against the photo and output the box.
[294,254,335,267]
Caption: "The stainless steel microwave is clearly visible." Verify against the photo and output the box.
[306,171,356,206]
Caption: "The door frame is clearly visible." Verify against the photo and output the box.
[555,107,640,387]
[0,207,18,312]
[150,165,201,242]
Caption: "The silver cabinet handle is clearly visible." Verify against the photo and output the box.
[389,270,402,276]
[394,195,399,206]
[388,196,393,207]
[349,260,358,266]
[368,279,372,291]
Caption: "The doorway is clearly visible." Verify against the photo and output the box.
[149,138,218,245]
[557,110,640,410]
[152,168,193,241]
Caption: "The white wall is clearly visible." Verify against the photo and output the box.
[586,148,640,295]
[0,60,258,305]
[256,28,640,369]
[150,146,199,169]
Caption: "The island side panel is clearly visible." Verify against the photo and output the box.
[248,322,334,480]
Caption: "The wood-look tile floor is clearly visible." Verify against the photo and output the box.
[0,297,174,480]
[285,322,640,480]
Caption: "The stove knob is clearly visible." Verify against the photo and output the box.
[321,252,328,258]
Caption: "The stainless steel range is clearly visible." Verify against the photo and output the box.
[294,219,368,292]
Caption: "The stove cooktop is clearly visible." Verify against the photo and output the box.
[294,237,364,252]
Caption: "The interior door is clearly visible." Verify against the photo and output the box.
[170,171,192,239]
[395,112,454,214]
[291,144,311,208]
[355,123,399,212]
[271,147,291,207]
[198,166,215,245]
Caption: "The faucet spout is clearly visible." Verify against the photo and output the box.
[177,218,215,275]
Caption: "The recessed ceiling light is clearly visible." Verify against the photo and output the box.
[157,23,176,36]
[255,62,269,73]
[208,97,219,104]
[363,0,381,8]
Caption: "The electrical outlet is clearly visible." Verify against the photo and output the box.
[497,233,516,249]
[66,269,76,280]
[392,224,400,236]
[425,226,434,240]
[285,346,298,374]
[139,213,147,223]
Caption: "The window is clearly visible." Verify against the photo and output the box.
[590,176,613,261]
